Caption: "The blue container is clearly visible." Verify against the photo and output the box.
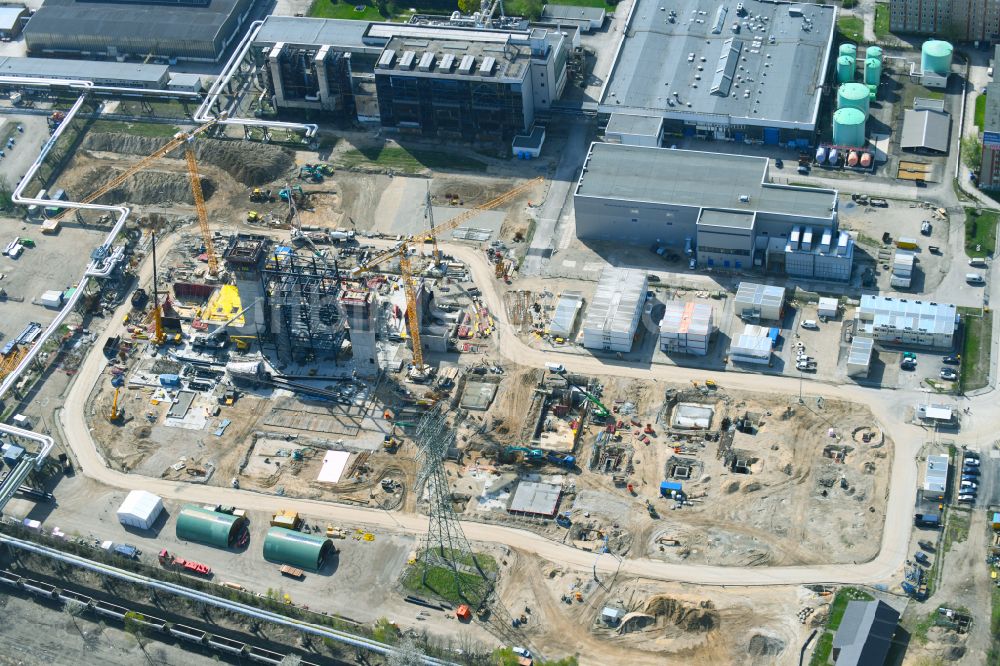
[660,481,683,496]
[159,374,180,388]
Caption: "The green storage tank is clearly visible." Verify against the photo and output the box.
[175,505,247,548]
[833,107,866,148]
[865,45,883,61]
[839,43,857,59]
[836,55,855,84]
[864,57,882,86]
[263,527,334,571]
[921,40,953,76]
[837,82,870,117]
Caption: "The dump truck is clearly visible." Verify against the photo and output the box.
[545,452,576,468]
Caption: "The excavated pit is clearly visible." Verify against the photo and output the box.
[81,134,295,186]
[76,167,215,206]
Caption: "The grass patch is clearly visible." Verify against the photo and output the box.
[401,550,498,606]
[837,16,864,43]
[334,145,488,173]
[944,508,971,553]
[965,207,998,258]
[89,120,180,138]
[977,94,988,130]
[958,306,992,392]
[308,0,386,20]
[874,3,891,40]
[809,631,834,666]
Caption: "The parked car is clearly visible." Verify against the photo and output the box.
[940,369,958,381]
[918,540,935,552]
[964,457,981,467]
[921,220,932,235]
[965,451,980,459]
[963,467,980,476]
[928,245,941,254]
[801,319,819,330]
[901,359,916,370]
[903,352,917,360]
[942,355,960,365]
[914,551,930,566]
[961,481,979,490]
[958,495,976,504]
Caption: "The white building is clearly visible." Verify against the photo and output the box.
[659,301,713,356]
[818,297,839,319]
[549,291,583,338]
[847,336,874,377]
[116,490,164,530]
[857,295,957,348]
[890,250,915,289]
[924,453,949,492]
[729,324,775,365]
[582,267,647,352]
[734,282,785,322]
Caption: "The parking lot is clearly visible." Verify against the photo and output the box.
[0,219,107,346]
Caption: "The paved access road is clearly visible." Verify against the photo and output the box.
[55,234,994,588]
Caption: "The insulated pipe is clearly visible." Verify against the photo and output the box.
[194,20,318,137]
[0,534,458,665]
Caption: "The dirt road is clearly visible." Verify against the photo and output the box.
[50,236,945,588]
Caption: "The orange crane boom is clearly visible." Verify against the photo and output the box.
[51,116,224,223]
[352,176,543,371]
[184,146,219,276]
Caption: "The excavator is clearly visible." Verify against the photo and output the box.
[108,387,123,423]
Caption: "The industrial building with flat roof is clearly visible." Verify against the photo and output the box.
[24,0,257,62]
[924,453,949,493]
[981,68,1000,191]
[856,295,957,348]
[0,6,28,40]
[847,336,874,377]
[581,267,647,352]
[600,0,836,145]
[507,480,561,517]
[575,144,849,280]
[0,56,169,88]
[253,15,568,139]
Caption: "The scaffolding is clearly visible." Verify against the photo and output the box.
[260,252,346,364]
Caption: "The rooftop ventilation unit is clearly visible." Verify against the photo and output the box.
[377,49,396,69]
[418,51,434,71]
[439,53,455,70]
[398,50,416,69]
[478,56,496,75]
[711,5,728,33]
[458,54,475,74]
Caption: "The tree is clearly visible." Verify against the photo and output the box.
[458,0,477,14]
[962,135,983,173]
[64,601,87,639]
[385,637,424,666]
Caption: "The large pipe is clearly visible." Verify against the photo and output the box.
[0,534,458,665]
[194,20,318,137]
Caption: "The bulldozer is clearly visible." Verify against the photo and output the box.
[249,188,274,203]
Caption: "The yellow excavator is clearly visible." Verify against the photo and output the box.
[108,388,124,423]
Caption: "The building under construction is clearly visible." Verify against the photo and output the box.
[260,250,347,365]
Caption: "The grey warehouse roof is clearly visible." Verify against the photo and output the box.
[0,56,168,83]
[600,0,835,128]
[25,0,247,49]
[832,600,899,666]
[577,143,837,221]
[985,78,1000,134]
[254,15,374,51]
[605,112,663,137]
[901,109,950,153]
[541,4,606,21]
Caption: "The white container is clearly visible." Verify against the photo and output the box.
[40,290,63,308]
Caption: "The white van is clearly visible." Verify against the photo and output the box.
[800,319,819,330]
[969,258,988,268]
[545,362,565,373]
[966,273,985,285]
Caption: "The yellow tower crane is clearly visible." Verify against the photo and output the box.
[352,176,542,374]
[184,146,219,276]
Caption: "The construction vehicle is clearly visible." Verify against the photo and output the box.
[130,288,148,309]
[159,549,211,576]
[184,146,218,276]
[279,185,304,202]
[383,435,399,453]
[351,177,543,378]
[246,210,261,223]
[108,387,123,423]
[279,564,304,579]
[47,115,226,231]
[229,335,256,351]
[645,499,658,518]
[326,524,347,539]
[249,188,275,203]
[564,379,610,420]
[555,512,572,528]
[299,164,323,182]
[505,446,544,463]
[544,451,576,468]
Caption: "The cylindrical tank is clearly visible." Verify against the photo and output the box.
[864,57,882,86]
[839,43,857,60]
[833,107,866,148]
[865,45,882,61]
[838,82,870,116]
[921,40,953,76]
[837,55,855,83]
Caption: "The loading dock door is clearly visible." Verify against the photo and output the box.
[763,127,779,145]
